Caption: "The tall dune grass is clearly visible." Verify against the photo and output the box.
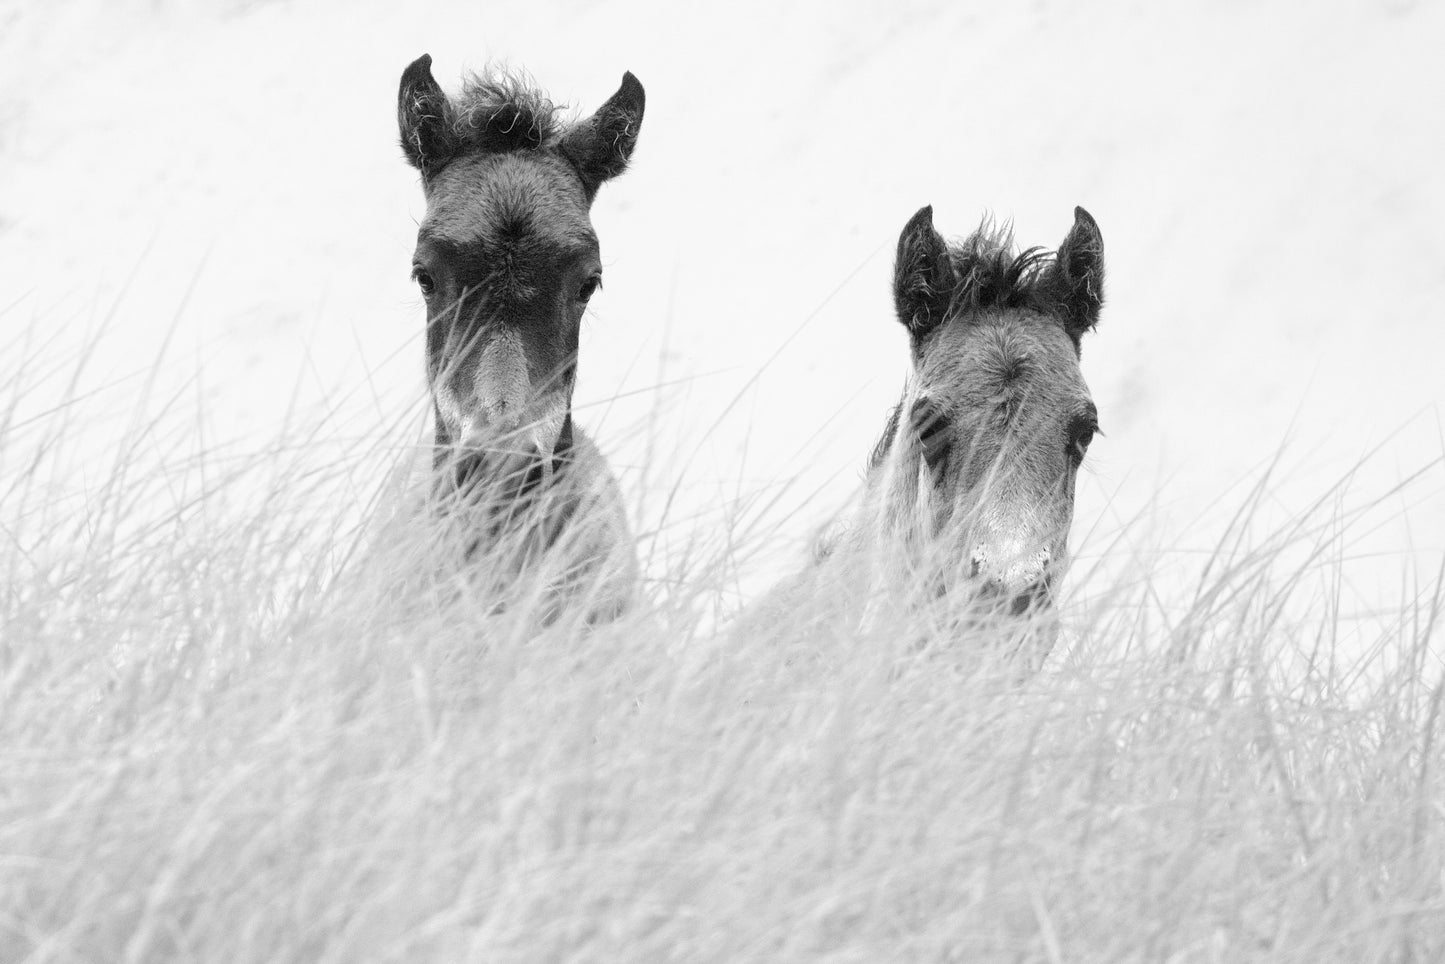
[2,341,1443,963]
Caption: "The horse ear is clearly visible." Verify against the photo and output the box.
[558,72,645,201]
[1054,206,1105,339]
[398,54,457,179]
[894,205,955,338]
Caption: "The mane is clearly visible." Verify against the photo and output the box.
[946,218,1070,320]
[446,68,568,155]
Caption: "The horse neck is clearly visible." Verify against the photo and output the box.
[431,402,579,508]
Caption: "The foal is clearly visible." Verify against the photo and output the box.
[813,205,1105,666]
[397,55,645,620]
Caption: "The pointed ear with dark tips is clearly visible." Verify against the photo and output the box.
[893,205,956,339]
[398,54,457,179]
[558,72,645,201]
[1054,205,1105,339]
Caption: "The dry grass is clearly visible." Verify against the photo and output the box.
[2,341,1443,964]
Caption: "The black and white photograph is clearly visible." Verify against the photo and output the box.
[2,0,1442,959]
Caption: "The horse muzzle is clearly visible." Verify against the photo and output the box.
[966,543,1057,616]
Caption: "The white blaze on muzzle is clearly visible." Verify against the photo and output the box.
[444,326,569,469]
[969,538,1054,596]
[474,327,531,435]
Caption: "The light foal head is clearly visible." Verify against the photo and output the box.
[397,55,644,486]
[878,205,1104,617]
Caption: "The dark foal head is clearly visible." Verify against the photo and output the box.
[397,54,644,482]
[885,205,1104,615]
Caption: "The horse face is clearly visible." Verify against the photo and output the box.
[888,205,1103,618]
[396,56,644,485]
[413,153,600,469]
[909,313,1097,612]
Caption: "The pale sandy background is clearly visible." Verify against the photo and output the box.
[2,0,1442,614]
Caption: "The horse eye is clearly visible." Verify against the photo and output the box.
[1067,418,1098,464]
[412,268,435,296]
[911,400,951,474]
[577,274,602,303]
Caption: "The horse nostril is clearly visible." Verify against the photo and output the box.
[1010,581,1050,616]
[977,574,1008,599]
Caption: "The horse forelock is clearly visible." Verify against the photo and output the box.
[945,219,1070,331]
[448,68,568,156]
